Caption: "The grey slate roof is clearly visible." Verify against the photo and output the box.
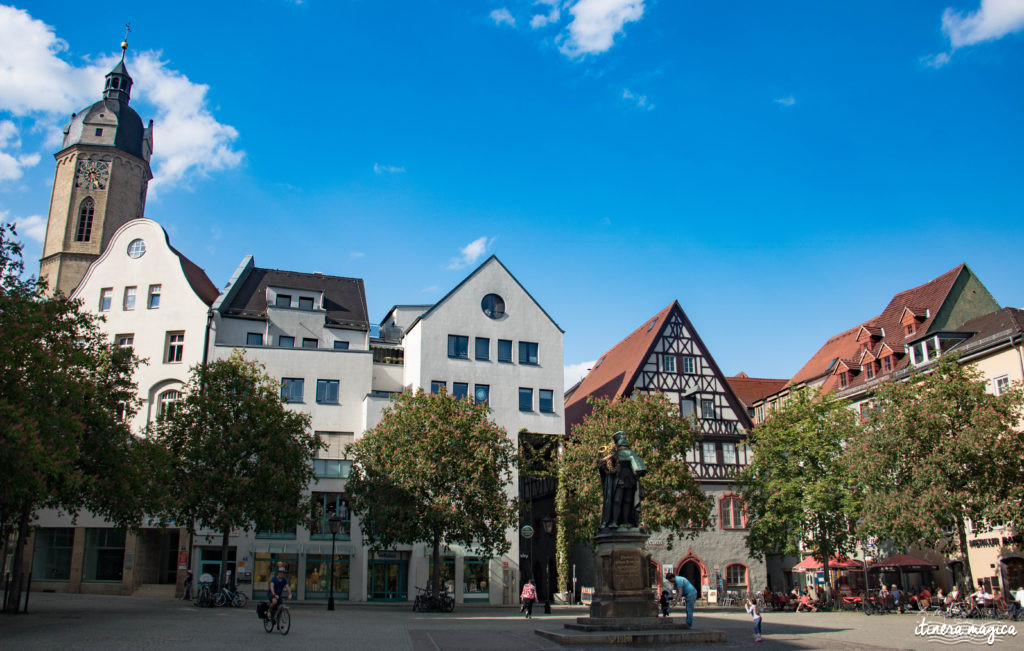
[221,267,369,330]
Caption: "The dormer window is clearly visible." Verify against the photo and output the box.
[839,372,848,388]
[905,323,916,336]
[298,296,315,311]
[275,294,291,308]
[883,356,892,373]
[865,364,875,380]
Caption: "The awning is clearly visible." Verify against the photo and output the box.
[870,553,938,572]
[791,555,862,572]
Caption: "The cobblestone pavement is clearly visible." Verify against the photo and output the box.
[0,594,1016,650]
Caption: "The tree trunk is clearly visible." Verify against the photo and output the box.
[4,501,30,613]
[955,513,974,591]
[220,528,231,590]
[431,534,441,597]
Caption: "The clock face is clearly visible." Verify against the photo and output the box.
[75,160,110,190]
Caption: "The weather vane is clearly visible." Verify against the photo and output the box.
[121,23,131,60]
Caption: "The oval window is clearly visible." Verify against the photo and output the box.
[481,294,505,319]
[127,239,146,259]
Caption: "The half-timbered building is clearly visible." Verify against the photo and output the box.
[565,300,774,599]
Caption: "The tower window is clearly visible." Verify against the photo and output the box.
[75,198,94,242]
[94,128,103,137]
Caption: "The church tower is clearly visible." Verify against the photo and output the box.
[39,41,154,296]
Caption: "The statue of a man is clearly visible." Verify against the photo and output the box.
[597,431,647,529]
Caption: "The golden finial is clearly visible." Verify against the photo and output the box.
[121,23,131,59]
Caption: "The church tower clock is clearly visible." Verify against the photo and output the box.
[39,41,153,296]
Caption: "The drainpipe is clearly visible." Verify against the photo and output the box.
[1014,333,1024,384]
[202,308,214,367]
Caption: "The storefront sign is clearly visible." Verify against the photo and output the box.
[581,586,594,604]
[969,534,1024,549]
[707,589,718,604]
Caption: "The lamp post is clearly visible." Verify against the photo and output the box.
[328,514,343,611]
[542,515,554,613]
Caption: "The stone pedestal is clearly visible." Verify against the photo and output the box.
[589,529,659,619]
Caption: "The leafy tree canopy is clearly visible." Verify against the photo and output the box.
[152,352,320,548]
[736,389,860,576]
[346,390,517,594]
[845,354,1024,587]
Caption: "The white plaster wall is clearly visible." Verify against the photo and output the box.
[71,219,212,433]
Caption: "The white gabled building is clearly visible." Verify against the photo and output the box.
[372,255,565,605]
[28,218,219,597]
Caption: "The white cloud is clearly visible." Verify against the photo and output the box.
[420,285,439,294]
[942,0,1024,49]
[774,95,796,107]
[446,236,492,270]
[564,360,596,390]
[1,211,46,245]
[349,251,365,260]
[622,88,653,110]
[921,52,952,68]
[490,8,516,27]
[373,163,406,174]
[0,120,40,180]
[0,6,242,195]
[559,0,645,57]
[531,2,561,29]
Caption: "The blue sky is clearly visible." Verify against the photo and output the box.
[2,1,1023,386]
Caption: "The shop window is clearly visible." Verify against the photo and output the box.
[464,557,490,601]
[254,553,298,594]
[305,554,349,600]
[32,528,74,581]
[83,528,125,582]
[429,556,456,593]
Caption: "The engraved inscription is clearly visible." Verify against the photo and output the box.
[611,549,644,592]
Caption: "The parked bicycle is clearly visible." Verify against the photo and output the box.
[194,575,217,608]
[215,584,248,608]
[412,585,455,612]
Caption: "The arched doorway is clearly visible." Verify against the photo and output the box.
[674,549,709,592]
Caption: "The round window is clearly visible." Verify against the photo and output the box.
[127,239,146,259]
[481,294,505,319]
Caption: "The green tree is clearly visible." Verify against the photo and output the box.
[845,354,1024,590]
[557,394,711,592]
[345,389,518,598]
[736,388,860,595]
[0,224,142,612]
[151,352,321,583]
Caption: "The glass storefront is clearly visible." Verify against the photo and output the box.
[32,528,74,581]
[310,493,351,540]
[463,557,490,601]
[428,556,455,593]
[198,547,236,587]
[368,551,409,601]
[83,528,125,582]
[254,553,298,596]
[305,554,349,600]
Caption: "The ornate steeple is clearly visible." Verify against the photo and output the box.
[103,26,133,103]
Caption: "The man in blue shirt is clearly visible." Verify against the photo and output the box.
[666,572,698,627]
[267,567,291,620]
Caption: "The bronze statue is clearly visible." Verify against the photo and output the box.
[597,431,647,529]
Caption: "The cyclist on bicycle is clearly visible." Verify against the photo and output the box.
[268,567,291,619]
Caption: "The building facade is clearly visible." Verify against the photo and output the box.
[564,301,774,599]
[26,218,218,597]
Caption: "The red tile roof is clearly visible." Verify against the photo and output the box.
[726,375,788,409]
[564,303,675,429]
[788,264,966,391]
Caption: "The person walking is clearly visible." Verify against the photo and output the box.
[520,579,537,619]
[182,570,193,601]
[745,597,764,643]
[665,572,698,628]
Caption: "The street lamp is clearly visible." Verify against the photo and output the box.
[541,515,554,613]
[328,514,343,611]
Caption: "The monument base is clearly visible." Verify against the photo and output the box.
[588,528,659,619]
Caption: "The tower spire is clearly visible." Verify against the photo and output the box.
[121,23,131,61]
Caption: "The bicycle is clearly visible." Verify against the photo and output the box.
[412,585,455,612]
[263,601,290,635]
[215,584,248,608]
[194,582,216,608]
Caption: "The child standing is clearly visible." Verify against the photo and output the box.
[745,598,763,643]
[659,588,672,617]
